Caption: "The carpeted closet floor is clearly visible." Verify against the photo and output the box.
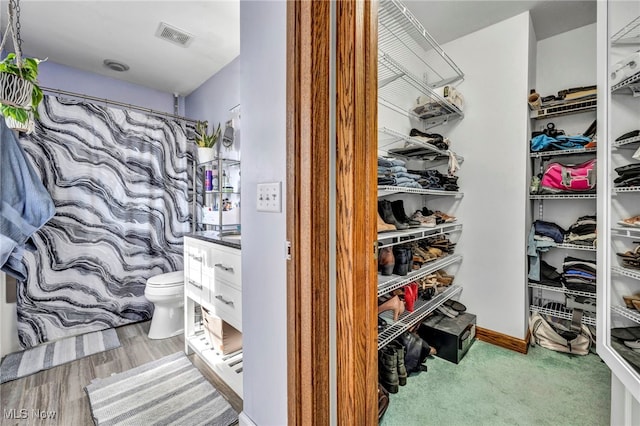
[381,340,611,426]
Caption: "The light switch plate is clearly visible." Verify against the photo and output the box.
[257,182,281,212]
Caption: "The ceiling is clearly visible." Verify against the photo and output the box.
[0,1,595,97]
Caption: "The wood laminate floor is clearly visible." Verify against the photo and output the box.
[1,321,243,425]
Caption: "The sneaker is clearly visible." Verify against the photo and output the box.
[411,211,436,228]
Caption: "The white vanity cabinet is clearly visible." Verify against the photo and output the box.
[184,235,243,397]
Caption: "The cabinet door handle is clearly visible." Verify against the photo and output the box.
[189,254,203,262]
[214,263,234,273]
[187,279,203,290]
[215,294,234,307]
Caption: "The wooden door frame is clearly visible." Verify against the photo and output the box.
[287,0,378,423]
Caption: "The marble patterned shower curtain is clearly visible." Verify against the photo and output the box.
[16,96,194,348]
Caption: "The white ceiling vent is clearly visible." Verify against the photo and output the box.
[155,22,194,48]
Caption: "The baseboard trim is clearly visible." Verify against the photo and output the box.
[238,411,257,426]
[476,326,530,354]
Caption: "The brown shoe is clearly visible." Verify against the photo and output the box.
[378,212,397,233]
[378,247,395,276]
[434,211,456,223]
[622,293,640,309]
[435,269,454,285]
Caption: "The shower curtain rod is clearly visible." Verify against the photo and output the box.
[41,86,199,124]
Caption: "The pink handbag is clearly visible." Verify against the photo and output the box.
[539,159,596,193]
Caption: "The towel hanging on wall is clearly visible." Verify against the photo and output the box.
[0,118,55,280]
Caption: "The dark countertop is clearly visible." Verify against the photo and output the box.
[185,231,241,250]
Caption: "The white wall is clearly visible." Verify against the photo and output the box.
[239,1,288,425]
[526,14,537,332]
[536,24,597,97]
[437,12,534,339]
[38,60,176,113]
[186,56,241,159]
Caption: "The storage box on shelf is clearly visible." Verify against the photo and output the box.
[183,236,243,397]
[201,306,242,355]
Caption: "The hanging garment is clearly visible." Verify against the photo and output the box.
[0,118,56,280]
[527,225,557,281]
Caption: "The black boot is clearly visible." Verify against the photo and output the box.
[393,246,410,276]
[379,200,408,230]
[390,342,407,386]
[391,200,420,228]
[378,346,399,394]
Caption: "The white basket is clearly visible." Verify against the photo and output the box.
[0,72,33,108]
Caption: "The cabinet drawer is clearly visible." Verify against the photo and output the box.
[211,279,242,332]
[185,273,207,301]
[184,240,211,303]
[210,245,241,288]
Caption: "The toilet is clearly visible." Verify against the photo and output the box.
[144,270,184,339]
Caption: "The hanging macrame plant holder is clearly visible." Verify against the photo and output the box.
[0,0,42,132]
[4,109,34,134]
[0,71,33,108]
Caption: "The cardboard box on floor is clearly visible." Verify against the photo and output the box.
[201,307,242,354]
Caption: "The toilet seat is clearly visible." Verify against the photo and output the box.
[146,271,184,289]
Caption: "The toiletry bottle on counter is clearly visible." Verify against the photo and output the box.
[205,169,213,191]
[212,170,219,191]
[222,170,230,191]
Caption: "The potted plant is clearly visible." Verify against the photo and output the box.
[0,53,45,130]
[195,120,221,163]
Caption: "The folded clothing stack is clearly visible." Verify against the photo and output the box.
[562,256,596,294]
[408,169,459,191]
[564,215,596,247]
[532,220,566,244]
[378,157,422,188]
[614,163,640,188]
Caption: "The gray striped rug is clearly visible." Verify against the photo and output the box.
[0,328,121,383]
[85,352,238,426]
